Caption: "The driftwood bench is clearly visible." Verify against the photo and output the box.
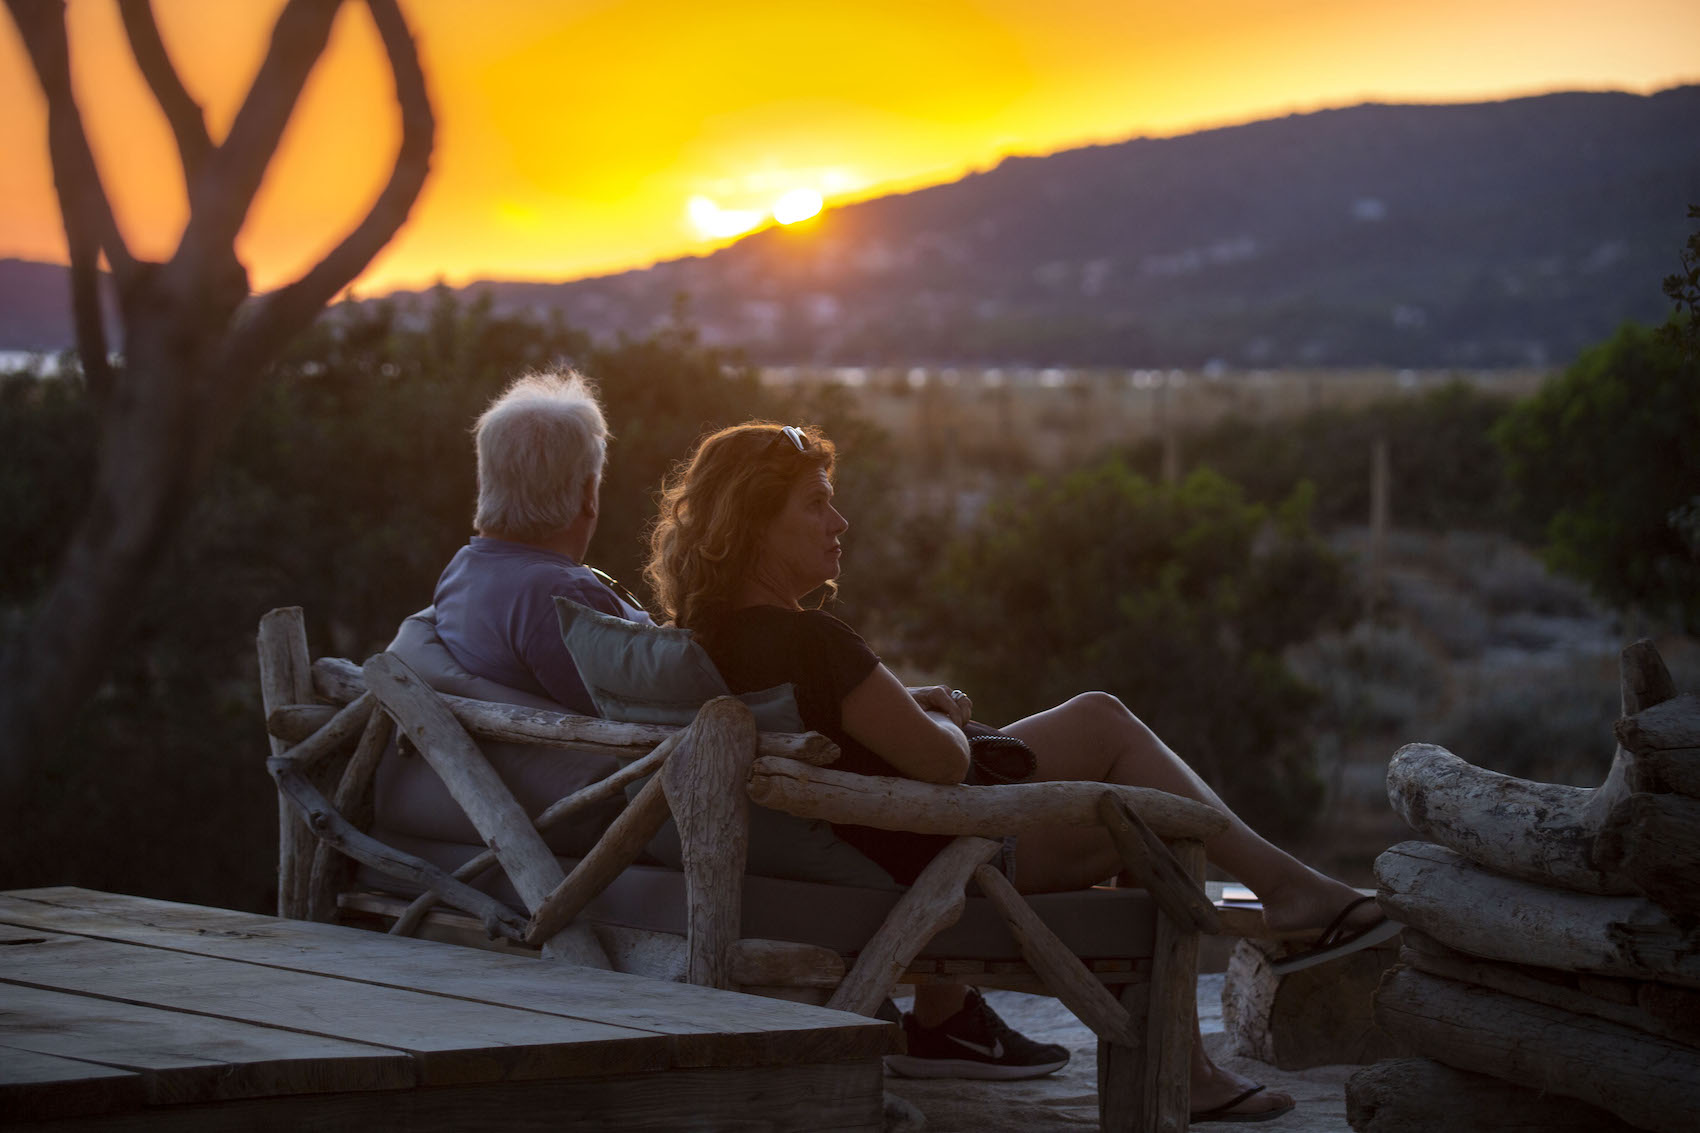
[257,606,1231,1132]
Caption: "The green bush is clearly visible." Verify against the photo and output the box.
[910,461,1352,839]
[1496,321,1700,632]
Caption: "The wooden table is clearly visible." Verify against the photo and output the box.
[0,887,892,1131]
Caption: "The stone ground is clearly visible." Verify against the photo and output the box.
[887,977,1356,1132]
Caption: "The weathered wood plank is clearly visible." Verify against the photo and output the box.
[1098,981,1151,1132]
[0,1046,144,1123]
[0,983,416,1106]
[662,697,757,990]
[266,750,530,943]
[1141,839,1201,1133]
[309,704,395,922]
[524,771,672,949]
[1385,743,1631,894]
[972,864,1131,1042]
[1096,793,1220,932]
[311,657,839,765]
[1374,965,1700,1133]
[1399,929,1700,1047]
[3,1058,885,1133]
[826,837,1001,1017]
[257,607,316,919]
[362,654,609,969]
[1374,841,1700,987]
[1627,747,1700,798]
[1222,933,1405,1070]
[392,730,685,939]
[1345,1057,1642,1133]
[1616,692,1700,754]
[748,758,1229,840]
[1593,791,1700,919]
[274,691,375,773]
[0,890,893,1068]
[729,939,846,991]
[0,932,668,1085]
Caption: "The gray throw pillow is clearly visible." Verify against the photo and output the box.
[554,598,898,890]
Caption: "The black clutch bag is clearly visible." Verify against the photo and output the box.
[962,722,1038,785]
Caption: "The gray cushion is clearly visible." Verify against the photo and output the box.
[554,598,802,728]
[375,607,624,856]
[555,598,897,890]
[364,833,1157,961]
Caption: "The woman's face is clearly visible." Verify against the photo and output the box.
[756,467,849,600]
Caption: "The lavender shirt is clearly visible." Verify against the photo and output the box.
[432,536,652,714]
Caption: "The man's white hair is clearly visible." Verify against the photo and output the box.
[473,369,609,541]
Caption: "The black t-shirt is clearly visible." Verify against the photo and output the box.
[696,605,953,884]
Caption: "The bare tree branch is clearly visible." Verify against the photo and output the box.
[173,0,342,271]
[5,0,138,297]
[117,0,211,177]
[221,0,435,377]
[66,235,114,401]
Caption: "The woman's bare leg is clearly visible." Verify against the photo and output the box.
[992,692,1374,1114]
[1002,692,1374,934]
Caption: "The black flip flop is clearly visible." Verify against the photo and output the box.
[1190,1084,1297,1124]
[1269,895,1402,976]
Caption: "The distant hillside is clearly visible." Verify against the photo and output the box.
[0,258,106,354]
[420,86,1700,369]
[5,87,1697,368]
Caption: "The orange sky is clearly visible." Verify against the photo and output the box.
[2,0,1696,294]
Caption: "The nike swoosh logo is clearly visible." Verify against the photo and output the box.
[946,1034,1004,1059]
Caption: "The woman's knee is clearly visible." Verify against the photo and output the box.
[1062,690,1148,735]
[1067,692,1171,765]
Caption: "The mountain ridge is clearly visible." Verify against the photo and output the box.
[4,86,1696,367]
[416,85,1700,368]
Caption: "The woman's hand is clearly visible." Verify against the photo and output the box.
[838,666,971,784]
[908,685,973,728]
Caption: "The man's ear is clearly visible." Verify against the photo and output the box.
[582,476,600,520]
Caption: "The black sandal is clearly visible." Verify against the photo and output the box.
[1190,1084,1297,1123]
[1269,894,1401,976]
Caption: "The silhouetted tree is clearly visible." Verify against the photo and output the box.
[0,0,433,809]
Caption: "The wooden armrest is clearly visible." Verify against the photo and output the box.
[746,756,1229,840]
[306,657,838,764]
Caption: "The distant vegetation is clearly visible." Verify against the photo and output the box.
[1119,381,1523,535]
[3,283,1695,903]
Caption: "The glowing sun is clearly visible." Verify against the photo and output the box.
[773,187,823,225]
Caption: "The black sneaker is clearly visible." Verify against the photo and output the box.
[883,989,1071,1080]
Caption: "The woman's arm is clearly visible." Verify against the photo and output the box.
[839,663,971,784]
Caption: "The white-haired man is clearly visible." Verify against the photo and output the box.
[374,370,648,856]
[432,369,651,711]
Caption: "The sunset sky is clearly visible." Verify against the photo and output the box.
[2,0,1696,295]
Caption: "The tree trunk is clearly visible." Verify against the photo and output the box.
[0,324,228,814]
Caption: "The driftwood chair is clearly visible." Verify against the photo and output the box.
[258,606,1230,1133]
